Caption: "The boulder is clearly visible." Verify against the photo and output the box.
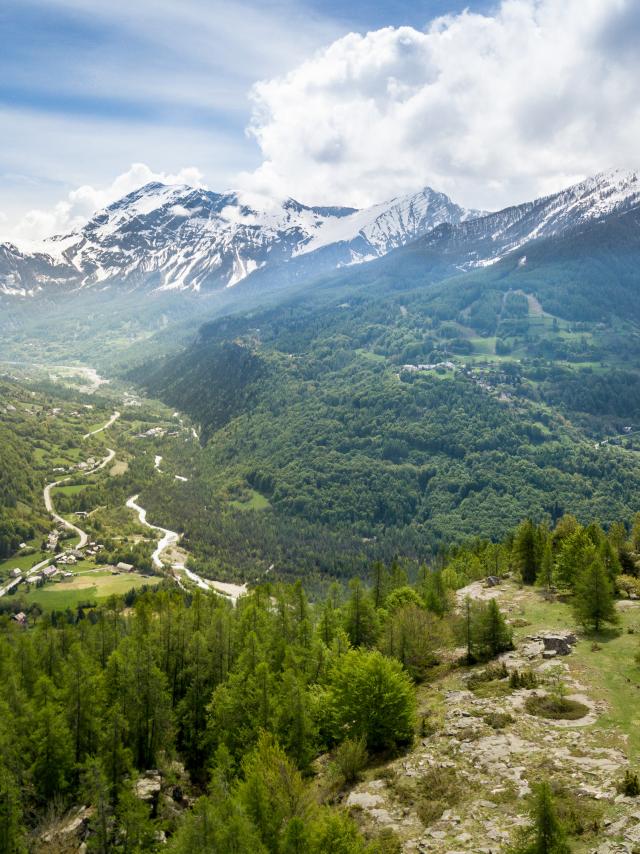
[525,632,577,656]
[135,771,162,803]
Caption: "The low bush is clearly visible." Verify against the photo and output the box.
[330,737,368,786]
[484,711,514,729]
[617,769,640,797]
[525,694,589,721]
[509,669,539,689]
[416,767,462,827]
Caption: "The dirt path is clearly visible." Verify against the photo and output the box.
[83,410,120,439]
[44,448,115,549]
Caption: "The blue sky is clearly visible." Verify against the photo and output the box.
[1,0,637,241]
[0,0,490,229]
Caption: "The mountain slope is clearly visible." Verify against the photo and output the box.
[0,184,477,296]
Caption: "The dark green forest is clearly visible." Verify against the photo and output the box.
[2,506,633,852]
[139,222,640,579]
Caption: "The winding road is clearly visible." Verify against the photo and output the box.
[126,494,247,604]
[83,410,120,439]
[0,440,117,597]
[44,448,116,548]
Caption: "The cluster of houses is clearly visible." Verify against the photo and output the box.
[85,542,104,559]
[401,360,457,373]
[136,426,166,439]
[46,530,60,552]
[77,457,97,471]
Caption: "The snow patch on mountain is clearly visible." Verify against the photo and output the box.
[2,169,638,299]
[0,182,476,295]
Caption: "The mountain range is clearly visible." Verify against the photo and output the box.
[0,184,478,297]
[2,168,638,301]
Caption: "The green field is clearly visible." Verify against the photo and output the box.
[230,489,271,511]
[21,569,159,610]
[52,483,87,496]
[0,550,48,579]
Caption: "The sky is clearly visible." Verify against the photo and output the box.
[1,0,639,244]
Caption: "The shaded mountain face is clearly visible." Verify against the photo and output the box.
[397,169,640,273]
[0,184,478,297]
[2,169,638,302]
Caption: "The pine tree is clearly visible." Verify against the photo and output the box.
[513,520,538,584]
[115,786,155,854]
[598,537,621,581]
[344,579,378,647]
[572,557,619,633]
[370,561,388,609]
[0,764,26,854]
[555,529,595,590]
[424,569,448,616]
[514,781,571,854]
[479,599,513,659]
[463,596,474,663]
[83,759,111,854]
[537,539,555,593]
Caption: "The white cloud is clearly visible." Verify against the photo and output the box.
[240,0,640,210]
[2,163,205,247]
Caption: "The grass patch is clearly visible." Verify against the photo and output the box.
[415,767,463,826]
[21,570,158,610]
[230,489,271,511]
[0,550,49,577]
[52,483,87,496]
[524,694,589,721]
[467,662,512,697]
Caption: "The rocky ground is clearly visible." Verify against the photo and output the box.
[347,582,640,854]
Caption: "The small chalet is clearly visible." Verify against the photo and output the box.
[116,562,134,572]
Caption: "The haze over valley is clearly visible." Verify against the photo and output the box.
[2,1,640,851]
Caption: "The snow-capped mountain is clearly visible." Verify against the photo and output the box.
[0,184,478,297]
[417,169,640,269]
[2,169,638,299]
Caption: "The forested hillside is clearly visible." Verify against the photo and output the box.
[3,509,640,852]
[141,209,640,577]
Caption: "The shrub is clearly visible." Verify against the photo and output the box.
[467,662,508,689]
[373,828,403,853]
[617,574,640,597]
[524,694,589,721]
[331,738,368,786]
[510,669,539,689]
[484,711,514,729]
[416,767,461,827]
[617,770,640,797]
[325,650,416,751]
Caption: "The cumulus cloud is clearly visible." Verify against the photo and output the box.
[240,0,640,210]
[3,163,205,248]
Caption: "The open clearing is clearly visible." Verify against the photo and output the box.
[22,569,159,610]
[347,581,640,853]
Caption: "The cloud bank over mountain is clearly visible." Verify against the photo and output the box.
[3,0,640,243]
[4,165,206,248]
[242,0,640,210]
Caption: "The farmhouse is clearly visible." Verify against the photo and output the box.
[116,562,134,572]
[12,612,27,626]
[10,568,22,578]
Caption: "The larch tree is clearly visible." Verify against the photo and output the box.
[572,556,619,633]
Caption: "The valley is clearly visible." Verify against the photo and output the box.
[0,367,248,615]
[2,168,640,852]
